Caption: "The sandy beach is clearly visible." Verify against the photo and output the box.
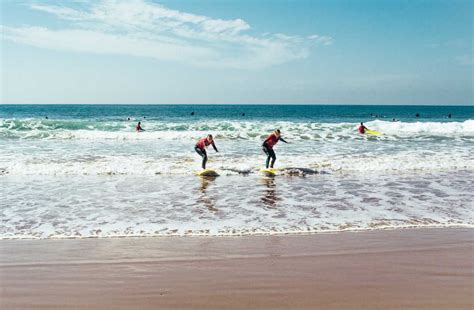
[1,228,472,309]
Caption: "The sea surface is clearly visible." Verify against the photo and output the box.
[1,104,473,239]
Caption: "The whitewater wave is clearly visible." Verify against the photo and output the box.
[1,119,473,140]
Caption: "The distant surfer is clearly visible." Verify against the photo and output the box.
[262,129,288,169]
[358,122,369,134]
[416,113,420,118]
[448,113,452,119]
[195,134,219,169]
[136,121,144,132]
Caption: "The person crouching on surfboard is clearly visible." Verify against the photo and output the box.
[195,134,219,169]
[262,129,288,169]
[358,122,368,134]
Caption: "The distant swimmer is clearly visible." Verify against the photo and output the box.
[242,112,245,116]
[136,121,144,132]
[45,116,48,119]
[195,134,219,169]
[358,122,369,134]
[448,113,452,119]
[262,129,288,169]
[392,118,399,122]
[191,112,195,116]
[416,113,420,118]
[127,117,131,121]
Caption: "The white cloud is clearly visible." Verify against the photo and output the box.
[2,0,332,69]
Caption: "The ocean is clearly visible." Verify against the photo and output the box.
[1,104,473,239]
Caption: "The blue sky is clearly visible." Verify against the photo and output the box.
[1,0,472,104]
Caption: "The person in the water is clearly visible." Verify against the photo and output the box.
[195,134,218,169]
[136,121,144,132]
[358,122,369,134]
[262,129,288,169]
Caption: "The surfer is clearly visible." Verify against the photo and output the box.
[195,134,219,169]
[262,129,288,169]
[358,122,369,134]
[136,122,144,132]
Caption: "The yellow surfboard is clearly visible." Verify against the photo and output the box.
[260,168,278,175]
[196,169,219,177]
[366,129,382,135]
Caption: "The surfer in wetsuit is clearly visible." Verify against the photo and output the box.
[358,122,368,134]
[195,134,218,169]
[262,129,288,169]
[136,122,144,132]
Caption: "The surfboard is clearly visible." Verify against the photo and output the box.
[260,168,278,175]
[366,129,382,135]
[196,169,219,177]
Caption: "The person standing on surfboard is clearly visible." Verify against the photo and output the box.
[262,129,288,169]
[195,134,219,169]
[358,122,368,134]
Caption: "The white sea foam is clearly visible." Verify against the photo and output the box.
[1,173,472,239]
[1,119,473,140]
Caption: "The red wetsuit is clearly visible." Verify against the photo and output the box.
[264,134,280,149]
[196,137,217,151]
[358,125,366,134]
[196,137,209,150]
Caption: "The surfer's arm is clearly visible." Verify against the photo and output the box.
[212,142,218,152]
[279,137,288,143]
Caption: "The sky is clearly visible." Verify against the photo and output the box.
[0,0,472,105]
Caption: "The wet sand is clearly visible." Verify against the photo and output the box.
[1,228,473,309]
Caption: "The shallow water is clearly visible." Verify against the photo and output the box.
[1,171,472,239]
[1,104,473,238]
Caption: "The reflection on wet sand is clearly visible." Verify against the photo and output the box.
[260,176,281,209]
[198,176,218,212]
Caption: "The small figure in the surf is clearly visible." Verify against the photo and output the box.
[136,121,144,132]
[416,113,420,118]
[190,112,195,116]
[262,129,288,169]
[448,113,452,119]
[358,122,369,134]
[195,134,218,169]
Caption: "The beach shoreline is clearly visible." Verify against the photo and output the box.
[1,228,472,309]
